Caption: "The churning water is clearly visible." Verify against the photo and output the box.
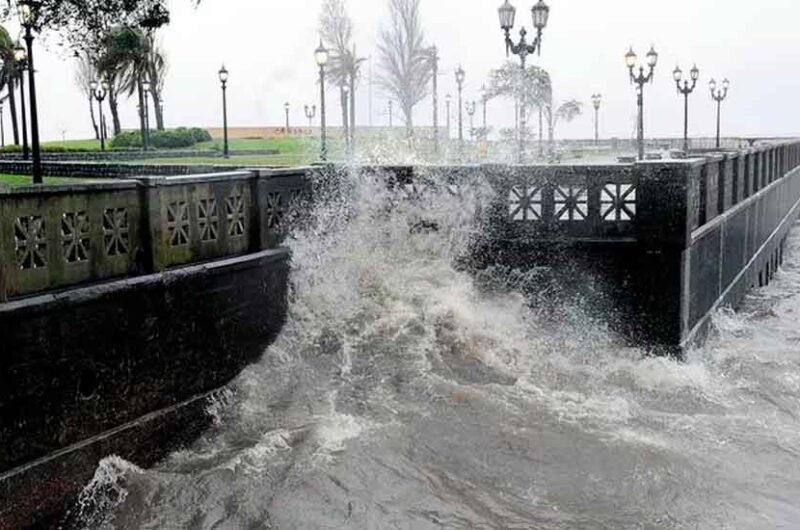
[75,167,800,529]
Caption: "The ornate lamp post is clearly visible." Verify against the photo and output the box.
[314,40,329,162]
[498,0,549,68]
[14,43,28,161]
[218,64,230,158]
[673,64,699,153]
[455,66,465,152]
[91,79,109,151]
[625,45,659,161]
[304,104,317,128]
[18,0,42,183]
[498,0,549,163]
[591,93,601,145]
[142,77,151,150]
[466,101,476,140]
[709,77,730,150]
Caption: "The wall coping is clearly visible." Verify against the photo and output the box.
[0,180,141,197]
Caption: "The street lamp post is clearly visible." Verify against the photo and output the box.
[498,0,550,163]
[91,79,108,151]
[14,43,28,161]
[218,64,229,158]
[466,101,476,140]
[625,45,659,161]
[142,78,151,150]
[304,104,317,128]
[314,41,329,162]
[710,78,730,150]
[674,64,699,153]
[284,102,291,134]
[455,66,465,154]
[19,0,42,184]
[591,93,602,145]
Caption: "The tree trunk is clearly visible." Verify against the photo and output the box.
[137,80,146,148]
[340,85,348,146]
[404,103,413,139]
[349,75,356,152]
[538,106,543,157]
[88,94,99,140]
[152,90,164,130]
[8,76,19,145]
[108,83,122,137]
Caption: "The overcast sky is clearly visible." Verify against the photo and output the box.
[8,0,800,142]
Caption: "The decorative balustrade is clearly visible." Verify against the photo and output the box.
[0,168,310,301]
[0,182,144,300]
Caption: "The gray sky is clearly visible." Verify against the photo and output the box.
[13,0,800,142]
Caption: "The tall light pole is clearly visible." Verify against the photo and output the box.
[315,41,329,162]
[710,78,730,150]
[284,102,290,133]
[218,64,229,158]
[591,93,602,145]
[14,43,28,161]
[625,45,659,161]
[428,46,440,157]
[19,0,41,184]
[674,64,699,153]
[304,104,317,128]
[142,78,151,150]
[498,0,550,163]
[91,79,108,151]
[455,66,465,154]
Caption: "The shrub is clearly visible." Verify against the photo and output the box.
[110,131,142,149]
[190,128,213,143]
[110,128,212,150]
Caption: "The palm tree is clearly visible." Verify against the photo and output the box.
[487,61,551,152]
[320,0,364,148]
[99,26,151,140]
[145,37,168,130]
[0,25,20,146]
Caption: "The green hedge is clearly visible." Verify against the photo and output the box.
[110,128,213,150]
[0,144,96,153]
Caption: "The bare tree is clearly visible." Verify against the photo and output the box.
[377,0,432,139]
[73,53,100,140]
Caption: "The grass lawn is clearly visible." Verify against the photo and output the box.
[195,136,318,153]
[0,173,94,187]
[140,153,318,167]
[41,138,103,150]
